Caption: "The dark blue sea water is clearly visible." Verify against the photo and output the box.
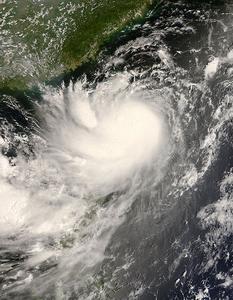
[0,1,233,299]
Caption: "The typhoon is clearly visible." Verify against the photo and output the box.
[0,1,233,300]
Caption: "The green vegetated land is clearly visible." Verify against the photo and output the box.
[0,0,154,92]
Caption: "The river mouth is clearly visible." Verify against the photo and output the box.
[1,1,233,299]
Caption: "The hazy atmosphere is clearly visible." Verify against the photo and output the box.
[0,1,233,299]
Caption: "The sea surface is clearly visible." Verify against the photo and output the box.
[0,1,233,299]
